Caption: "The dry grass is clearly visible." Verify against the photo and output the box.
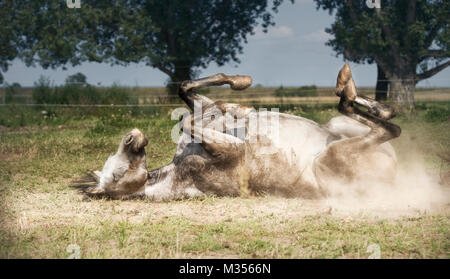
[0,103,449,258]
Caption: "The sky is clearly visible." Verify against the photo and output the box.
[3,0,450,88]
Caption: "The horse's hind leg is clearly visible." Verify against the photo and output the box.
[355,95,397,120]
[335,64,397,120]
[334,63,401,146]
[314,64,400,186]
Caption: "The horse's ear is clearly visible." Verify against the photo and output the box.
[124,134,134,145]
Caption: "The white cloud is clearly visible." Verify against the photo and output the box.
[302,29,332,43]
[252,25,294,40]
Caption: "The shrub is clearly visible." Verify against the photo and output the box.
[58,85,102,104]
[5,82,21,104]
[32,76,55,104]
[101,84,130,105]
[32,77,131,105]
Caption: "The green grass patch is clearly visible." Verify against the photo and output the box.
[0,102,449,258]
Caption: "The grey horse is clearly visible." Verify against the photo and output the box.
[79,64,401,201]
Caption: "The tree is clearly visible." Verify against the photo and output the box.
[0,0,291,94]
[102,0,292,94]
[0,0,20,85]
[0,0,123,85]
[315,0,450,111]
[65,72,88,85]
[375,64,389,101]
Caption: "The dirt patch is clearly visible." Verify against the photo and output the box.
[4,188,449,233]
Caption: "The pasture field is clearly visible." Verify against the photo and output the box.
[2,86,450,105]
[0,101,449,258]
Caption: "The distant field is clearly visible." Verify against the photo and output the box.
[2,86,450,105]
[0,102,449,258]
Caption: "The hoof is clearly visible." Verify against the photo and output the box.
[229,75,252,90]
[336,63,357,102]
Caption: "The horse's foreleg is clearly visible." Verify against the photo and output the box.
[196,128,245,160]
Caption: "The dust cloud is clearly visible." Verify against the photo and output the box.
[319,156,449,218]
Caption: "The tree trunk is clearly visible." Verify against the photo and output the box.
[0,73,4,104]
[388,74,416,112]
[166,64,192,96]
[375,64,389,101]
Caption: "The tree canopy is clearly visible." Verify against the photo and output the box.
[0,0,116,84]
[0,0,292,93]
[97,0,292,93]
[315,0,450,110]
[0,0,19,84]
[65,72,87,85]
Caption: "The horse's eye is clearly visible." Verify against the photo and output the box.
[148,172,158,183]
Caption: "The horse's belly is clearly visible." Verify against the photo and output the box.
[243,113,333,197]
